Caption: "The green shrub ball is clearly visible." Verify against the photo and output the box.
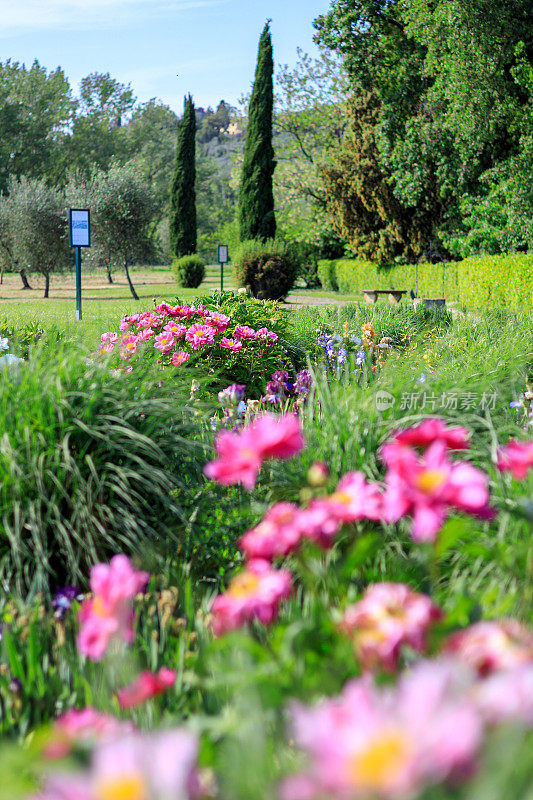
[173,255,206,288]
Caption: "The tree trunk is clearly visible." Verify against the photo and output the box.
[20,268,32,290]
[44,272,50,299]
[106,265,114,284]
[124,260,139,301]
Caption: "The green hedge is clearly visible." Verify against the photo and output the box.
[317,259,338,291]
[318,253,533,308]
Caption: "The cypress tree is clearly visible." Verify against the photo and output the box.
[170,94,197,257]
[239,21,276,242]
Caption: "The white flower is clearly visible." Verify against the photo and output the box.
[0,338,9,351]
[0,353,24,370]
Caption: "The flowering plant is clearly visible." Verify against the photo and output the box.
[315,322,393,382]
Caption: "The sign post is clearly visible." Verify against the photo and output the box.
[217,245,229,292]
[68,209,91,321]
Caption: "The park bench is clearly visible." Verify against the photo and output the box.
[363,289,408,305]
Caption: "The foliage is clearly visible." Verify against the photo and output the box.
[170,95,197,259]
[199,290,290,338]
[285,240,321,288]
[173,255,206,288]
[318,253,533,308]
[238,22,276,242]
[317,258,339,291]
[233,239,297,300]
[87,163,157,299]
[0,177,70,298]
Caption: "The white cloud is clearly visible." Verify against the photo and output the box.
[0,0,225,35]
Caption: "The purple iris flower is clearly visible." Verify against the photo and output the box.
[52,586,83,619]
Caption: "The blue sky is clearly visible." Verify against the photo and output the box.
[0,0,330,112]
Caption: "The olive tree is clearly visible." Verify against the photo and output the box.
[0,177,70,297]
[90,164,157,300]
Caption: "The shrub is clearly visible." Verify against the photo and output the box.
[173,254,206,288]
[317,259,339,291]
[233,240,297,300]
[286,241,321,288]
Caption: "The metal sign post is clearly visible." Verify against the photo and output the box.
[68,209,91,321]
[217,244,229,292]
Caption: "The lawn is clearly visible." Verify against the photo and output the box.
[0,293,531,800]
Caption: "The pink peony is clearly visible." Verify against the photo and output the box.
[118,667,177,709]
[120,335,139,359]
[44,708,135,759]
[282,660,482,800]
[33,729,199,800]
[497,439,533,479]
[154,332,176,354]
[220,337,243,352]
[443,619,533,676]
[234,325,257,340]
[206,311,231,331]
[172,350,191,367]
[240,503,303,561]
[296,503,341,549]
[138,312,160,329]
[382,440,491,542]
[204,414,304,490]
[340,583,443,671]
[138,327,155,341]
[211,560,292,635]
[314,471,382,524]
[388,419,471,453]
[77,555,149,662]
[185,323,217,349]
[473,665,533,725]
[100,332,118,344]
[163,321,187,339]
[154,301,172,316]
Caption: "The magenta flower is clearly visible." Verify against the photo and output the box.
[497,439,533,479]
[211,560,292,635]
[341,583,443,671]
[444,619,533,676]
[138,312,160,329]
[120,335,139,359]
[154,301,172,315]
[240,503,303,561]
[185,323,217,349]
[154,332,176,354]
[382,440,491,542]
[296,503,341,548]
[391,419,470,451]
[220,337,243,352]
[204,414,304,490]
[172,351,191,367]
[44,708,135,759]
[315,471,382,524]
[234,325,257,340]
[282,660,483,800]
[206,311,231,331]
[163,321,187,339]
[77,555,149,662]
[118,667,177,709]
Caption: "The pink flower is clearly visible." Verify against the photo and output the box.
[120,335,139,359]
[314,471,382,524]
[34,729,199,800]
[340,583,443,671]
[497,439,533,479]
[211,560,292,635]
[387,419,471,454]
[154,332,176,354]
[240,503,303,561]
[172,351,191,367]
[296,503,341,548]
[204,414,304,490]
[99,342,115,355]
[164,321,187,339]
[206,311,231,331]
[220,337,243,352]
[77,555,149,662]
[101,332,118,344]
[154,302,172,316]
[282,660,482,800]
[138,312,160,329]
[444,619,533,676]
[44,708,135,759]
[382,440,491,542]
[138,327,155,341]
[473,665,533,725]
[118,667,177,709]
[185,323,217,349]
[234,325,257,340]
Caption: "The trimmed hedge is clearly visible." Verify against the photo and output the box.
[317,260,339,291]
[318,253,533,308]
[173,255,206,288]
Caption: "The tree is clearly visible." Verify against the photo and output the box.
[170,95,197,258]
[0,177,70,298]
[320,92,433,264]
[238,22,276,242]
[90,165,157,300]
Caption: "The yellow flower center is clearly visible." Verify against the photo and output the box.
[96,775,147,800]
[126,342,135,350]
[330,490,353,506]
[229,572,260,598]
[350,731,411,792]
[415,469,447,493]
[92,596,108,617]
